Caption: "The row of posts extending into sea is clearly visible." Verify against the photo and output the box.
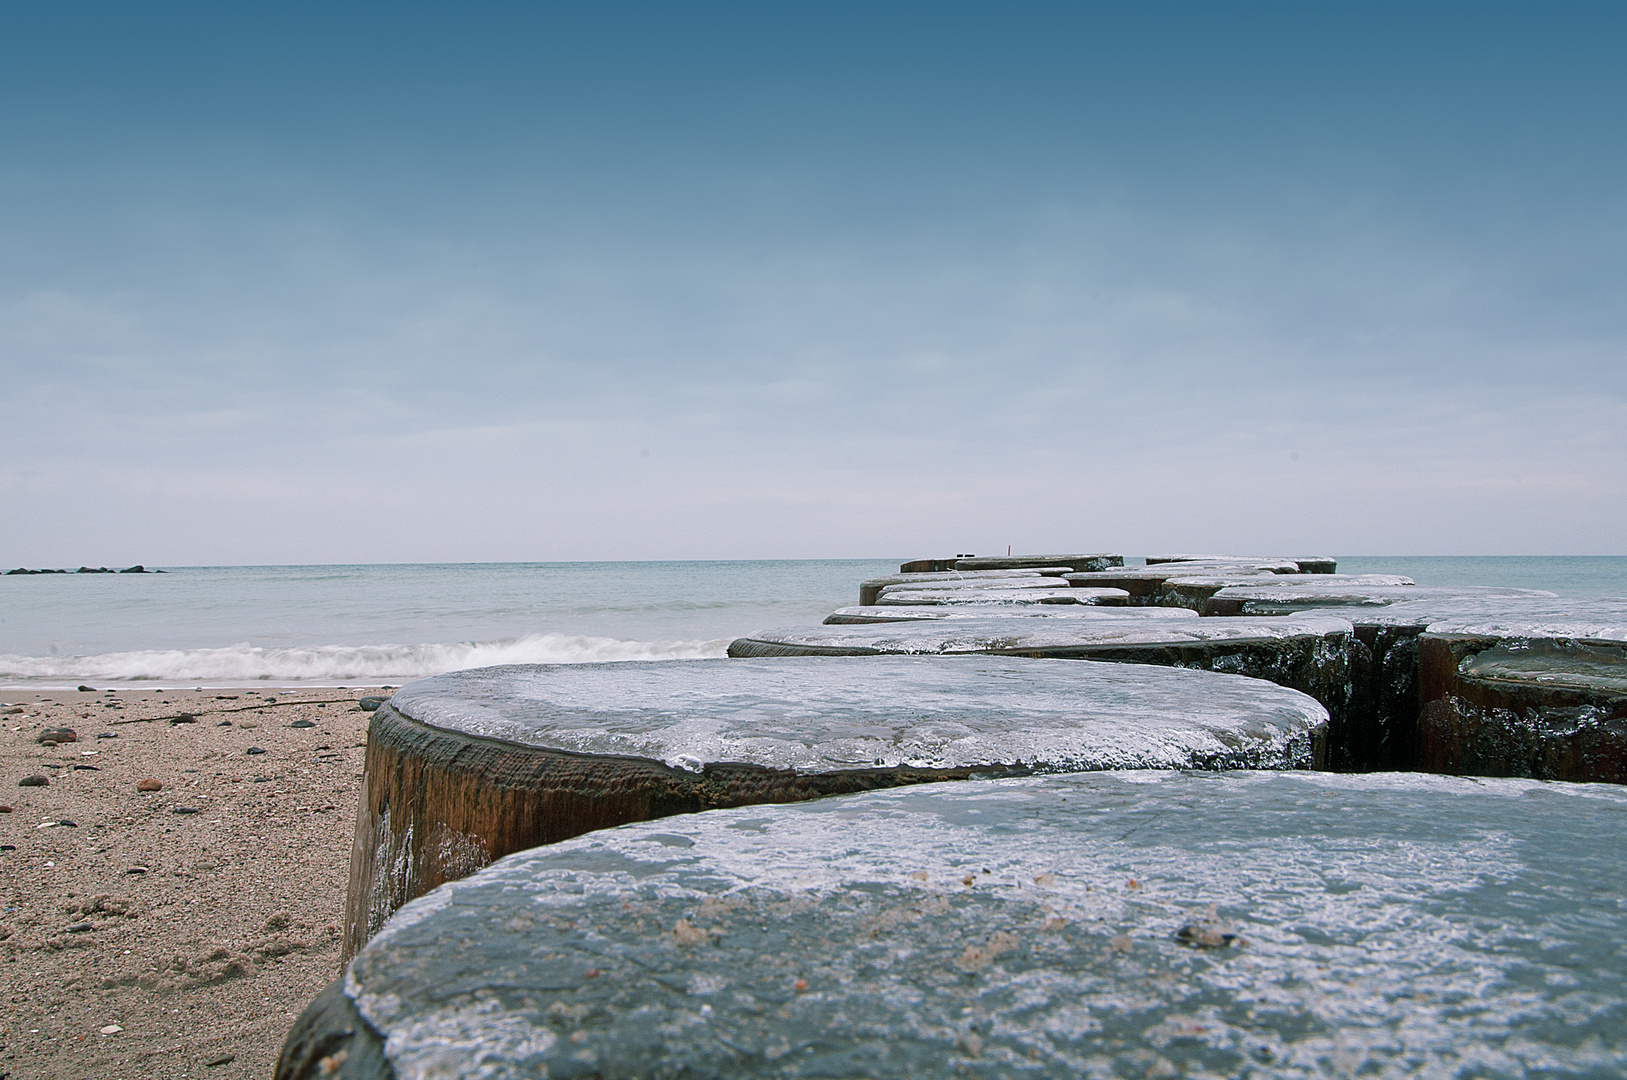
[277,549,1627,1080]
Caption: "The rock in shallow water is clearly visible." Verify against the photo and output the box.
[293,770,1627,1080]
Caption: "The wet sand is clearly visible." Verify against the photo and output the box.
[0,686,385,1079]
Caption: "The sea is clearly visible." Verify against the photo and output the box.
[2,556,1624,690]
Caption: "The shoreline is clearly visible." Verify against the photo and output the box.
[1,686,385,1079]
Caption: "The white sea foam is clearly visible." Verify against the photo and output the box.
[0,633,732,686]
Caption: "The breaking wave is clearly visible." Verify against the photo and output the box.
[0,633,733,686]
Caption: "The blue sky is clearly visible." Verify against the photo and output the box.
[2,1,1623,564]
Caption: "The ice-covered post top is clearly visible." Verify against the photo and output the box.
[386,656,1328,774]
[335,771,1627,1080]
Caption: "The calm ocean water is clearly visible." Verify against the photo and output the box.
[1,556,1623,688]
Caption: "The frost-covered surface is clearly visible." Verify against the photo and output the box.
[1141,555,1306,572]
[879,578,1080,595]
[1214,583,1554,614]
[861,569,1065,589]
[1459,639,1627,694]
[732,614,1354,656]
[954,554,1120,571]
[1410,597,1627,643]
[1175,574,1414,590]
[349,771,1627,1080]
[389,657,1326,774]
[877,587,1116,606]
[825,606,1202,624]
[1333,594,1605,630]
[1065,565,1283,583]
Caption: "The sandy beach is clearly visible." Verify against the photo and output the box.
[1,686,385,1080]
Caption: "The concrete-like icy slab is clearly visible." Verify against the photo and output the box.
[1063,564,1287,602]
[876,586,1125,606]
[1403,596,1627,641]
[1160,574,1414,613]
[1329,596,1620,776]
[343,658,1330,958]
[879,576,1082,595]
[825,605,1203,625]
[388,657,1326,775]
[1405,597,1627,784]
[1209,582,1554,617]
[859,569,1069,605]
[1146,554,1337,573]
[1139,555,1303,573]
[729,613,1354,658]
[728,616,1355,765]
[953,553,1123,572]
[321,771,1627,1080]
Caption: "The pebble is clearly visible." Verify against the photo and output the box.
[96,732,118,739]
[77,685,96,692]
[206,1053,236,1067]
[1175,923,1240,949]
[289,719,316,728]
[73,764,99,771]
[246,746,266,755]
[65,921,93,933]
[358,696,388,711]
[100,1024,122,1035]
[36,727,77,745]
[0,844,14,851]
[0,804,11,812]
[169,714,197,725]
[19,775,48,787]
[217,720,233,727]
[137,778,163,792]
[172,806,200,815]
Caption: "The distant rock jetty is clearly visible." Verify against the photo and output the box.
[5,565,162,575]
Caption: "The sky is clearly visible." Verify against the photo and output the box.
[2,1,1623,565]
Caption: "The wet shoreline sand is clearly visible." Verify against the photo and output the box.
[1,687,385,1079]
